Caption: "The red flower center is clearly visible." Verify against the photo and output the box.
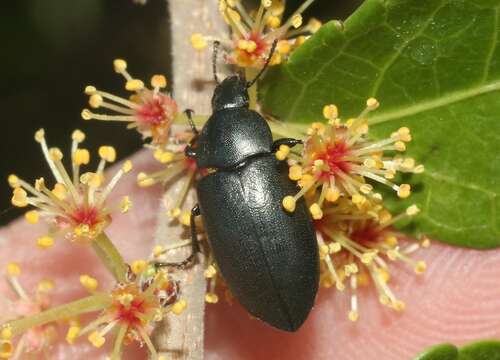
[137,95,177,126]
[115,299,146,327]
[317,140,351,178]
[70,206,100,226]
[350,225,381,246]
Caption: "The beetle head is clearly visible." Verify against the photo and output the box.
[211,75,249,112]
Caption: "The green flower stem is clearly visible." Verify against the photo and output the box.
[111,324,127,360]
[6,293,111,336]
[245,67,259,110]
[92,232,128,283]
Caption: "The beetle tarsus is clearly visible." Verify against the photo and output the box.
[184,108,199,135]
[272,138,303,152]
[154,204,201,270]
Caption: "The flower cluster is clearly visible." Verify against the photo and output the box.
[1,263,57,359]
[8,129,132,246]
[82,59,178,148]
[278,100,427,320]
[191,0,321,68]
[70,264,184,359]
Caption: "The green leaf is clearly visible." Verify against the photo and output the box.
[414,344,458,360]
[413,340,500,360]
[261,0,500,248]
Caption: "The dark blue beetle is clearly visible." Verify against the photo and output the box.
[160,42,319,331]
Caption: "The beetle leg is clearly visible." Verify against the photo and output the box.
[154,204,202,270]
[272,138,303,152]
[184,108,199,136]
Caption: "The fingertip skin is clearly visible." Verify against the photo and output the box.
[198,155,319,331]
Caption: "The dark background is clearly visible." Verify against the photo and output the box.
[0,0,362,225]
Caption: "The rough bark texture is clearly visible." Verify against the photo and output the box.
[152,1,226,359]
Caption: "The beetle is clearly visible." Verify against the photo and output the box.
[159,41,319,332]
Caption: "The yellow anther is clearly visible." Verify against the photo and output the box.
[24,210,39,224]
[35,178,45,191]
[323,188,339,202]
[308,18,322,33]
[379,294,389,305]
[52,183,68,200]
[120,196,132,213]
[49,148,63,161]
[291,14,302,28]
[352,193,367,206]
[37,279,54,292]
[66,326,81,344]
[328,242,342,253]
[363,158,377,168]
[359,184,373,194]
[34,128,45,143]
[344,263,358,276]
[171,299,187,315]
[125,79,144,91]
[80,275,99,291]
[80,172,102,188]
[394,300,406,312]
[414,164,425,173]
[72,129,86,142]
[384,169,396,179]
[348,310,359,322]
[73,149,90,166]
[294,35,307,47]
[37,235,55,249]
[6,263,20,276]
[319,244,329,258]
[288,165,302,181]
[191,33,208,50]
[89,94,103,108]
[282,196,296,212]
[361,252,377,265]
[12,188,28,207]
[84,85,96,95]
[266,15,281,28]
[98,146,116,162]
[421,237,431,248]
[397,127,412,142]
[336,281,345,291]
[322,104,338,120]
[313,159,325,172]
[113,59,127,73]
[384,235,398,247]
[262,0,272,8]
[397,184,411,198]
[1,327,12,340]
[401,158,415,170]
[366,97,379,110]
[309,203,323,220]
[246,40,257,53]
[153,245,164,257]
[205,293,219,304]
[151,74,167,88]
[394,141,406,152]
[7,174,19,188]
[117,293,134,306]
[131,260,148,274]
[357,272,369,286]
[122,160,133,173]
[378,268,390,283]
[88,331,106,348]
[154,149,174,163]
[406,204,420,216]
[275,151,287,161]
[204,265,217,278]
[180,211,191,226]
[81,109,92,120]
[415,260,426,274]
[277,40,291,54]
[137,172,155,187]
[167,208,181,218]
[378,209,392,224]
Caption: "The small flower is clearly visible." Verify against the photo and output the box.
[315,199,429,321]
[192,0,321,67]
[82,59,178,148]
[74,264,182,359]
[1,263,57,358]
[137,131,197,223]
[282,99,424,219]
[8,129,133,244]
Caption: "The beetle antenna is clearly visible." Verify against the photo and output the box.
[213,41,221,85]
[184,109,199,135]
[246,39,278,89]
